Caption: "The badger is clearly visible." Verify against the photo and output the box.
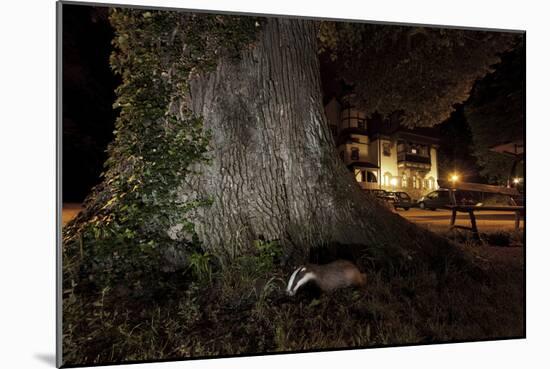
[286,260,367,296]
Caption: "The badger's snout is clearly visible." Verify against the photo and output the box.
[286,266,314,297]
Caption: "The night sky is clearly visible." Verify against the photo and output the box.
[62,4,119,202]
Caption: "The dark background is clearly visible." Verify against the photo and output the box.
[62,5,118,202]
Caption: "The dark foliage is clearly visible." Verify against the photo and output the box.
[319,22,518,127]
[437,105,484,182]
[464,42,525,183]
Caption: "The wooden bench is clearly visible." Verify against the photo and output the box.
[437,179,525,239]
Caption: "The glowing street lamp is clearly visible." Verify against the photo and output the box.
[450,173,460,183]
[390,178,398,187]
[513,177,521,185]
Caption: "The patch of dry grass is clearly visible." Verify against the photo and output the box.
[62,231,524,366]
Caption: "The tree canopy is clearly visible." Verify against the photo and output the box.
[319,22,519,127]
[464,42,525,183]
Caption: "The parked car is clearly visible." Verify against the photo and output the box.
[365,189,395,207]
[387,191,413,210]
[365,189,390,200]
[417,189,451,210]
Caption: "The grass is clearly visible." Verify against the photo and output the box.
[62,231,524,366]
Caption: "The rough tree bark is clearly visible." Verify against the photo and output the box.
[177,18,428,261]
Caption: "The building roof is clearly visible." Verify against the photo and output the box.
[393,129,440,145]
[324,96,440,144]
[368,113,440,144]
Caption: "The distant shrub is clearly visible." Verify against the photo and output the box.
[485,231,512,247]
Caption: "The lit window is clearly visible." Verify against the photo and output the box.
[411,148,417,154]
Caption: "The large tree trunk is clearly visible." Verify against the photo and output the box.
[179,18,420,260]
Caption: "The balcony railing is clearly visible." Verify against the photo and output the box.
[397,152,431,164]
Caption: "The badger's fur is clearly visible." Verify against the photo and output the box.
[286,260,367,296]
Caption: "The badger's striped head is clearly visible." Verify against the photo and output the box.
[286,266,315,296]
